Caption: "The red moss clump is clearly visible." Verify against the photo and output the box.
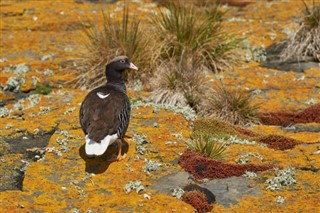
[258,104,320,126]
[258,135,302,150]
[294,104,320,123]
[182,190,213,213]
[258,111,295,126]
[179,150,272,181]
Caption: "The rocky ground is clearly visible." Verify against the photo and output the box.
[0,0,319,212]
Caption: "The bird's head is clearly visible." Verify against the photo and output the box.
[105,56,138,81]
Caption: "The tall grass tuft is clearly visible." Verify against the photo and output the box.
[186,132,226,160]
[281,1,320,62]
[150,55,208,111]
[152,3,239,71]
[73,6,159,89]
[206,83,260,125]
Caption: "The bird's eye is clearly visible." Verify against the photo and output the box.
[120,60,125,64]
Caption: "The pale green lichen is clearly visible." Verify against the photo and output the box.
[143,159,162,175]
[276,196,285,204]
[236,153,264,164]
[63,107,76,115]
[0,107,9,118]
[3,63,30,74]
[43,69,55,77]
[4,76,26,91]
[172,187,184,199]
[242,171,258,178]
[124,181,144,194]
[266,167,296,191]
[131,99,196,121]
[131,133,149,155]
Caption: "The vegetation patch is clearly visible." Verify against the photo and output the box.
[182,190,213,213]
[186,132,226,160]
[179,150,272,181]
[258,103,320,126]
[203,83,260,125]
[258,135,302,150]
[74,6,158,88]
[280,2,320,62]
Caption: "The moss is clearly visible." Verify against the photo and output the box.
[179,150,272,181]
[258,104,320,126]
[182,190,213,213]
[35,84,52,95]
[258,135,302,150]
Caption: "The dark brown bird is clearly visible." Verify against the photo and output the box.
[79,56,138,160]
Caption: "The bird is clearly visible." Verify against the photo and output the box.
[79,56,138,161]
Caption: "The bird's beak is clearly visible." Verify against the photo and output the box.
[129,62,138,70]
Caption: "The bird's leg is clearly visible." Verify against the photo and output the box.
[116,139,126,161]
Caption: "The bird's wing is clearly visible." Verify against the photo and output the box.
[79,88,128,142]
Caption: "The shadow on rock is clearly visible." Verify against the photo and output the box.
[79,139,129,174]
[261,42,319,72]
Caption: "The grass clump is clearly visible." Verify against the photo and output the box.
[150,56,207,111]
[206,83,260,125]
[186,132,226,160]
[152,3,239,71]
[74,6,158,89]
[281,1,320,62]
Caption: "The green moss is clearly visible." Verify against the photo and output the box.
[35,84,52,95]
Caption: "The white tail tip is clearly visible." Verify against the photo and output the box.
[85,134,118,156]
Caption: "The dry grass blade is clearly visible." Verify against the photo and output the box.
[207,83,260,125]
[150,55,208,111]
[71,6,159,89]
[152,3,239,72]
[281,1,320,62]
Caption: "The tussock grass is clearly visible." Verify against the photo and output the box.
[150,55,208,110]
[186,132,226,160]
[152,2,239,72]
[73,6,159,89]
[281,1,320,62]
[205,83,260,125]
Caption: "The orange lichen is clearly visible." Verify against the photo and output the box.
[1,0,320,212]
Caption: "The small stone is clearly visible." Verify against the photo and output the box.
[143,194,151,200]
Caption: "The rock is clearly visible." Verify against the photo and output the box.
[148,171,191,194]
[262,42,320,72]
[201,176,260,207]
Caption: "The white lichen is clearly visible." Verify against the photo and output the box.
[63,107,76,115]
[131,99,196,121]
[4,76,25,91]
[143,159,162,175]
[43,69,55,77]
[276,196,285,204]
[266,167,296,191]
[124,181,144,194]
[243,171,258,178]
[131,133,149,155]
[172,187,184,199]
[236,153,264,164]
[3,63,30,74]
[0,107,9,118]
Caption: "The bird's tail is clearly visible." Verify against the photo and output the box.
[85,134,118,157]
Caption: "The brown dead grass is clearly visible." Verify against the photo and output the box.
[280,3,320,62]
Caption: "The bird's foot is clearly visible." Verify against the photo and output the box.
[116,153,127,161]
